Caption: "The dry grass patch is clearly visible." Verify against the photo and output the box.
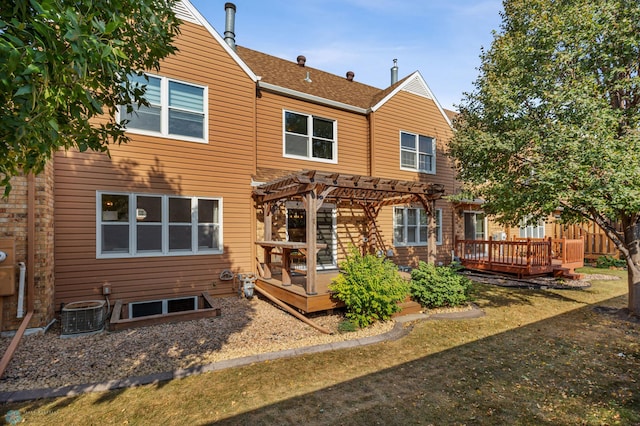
[3,268,639,425]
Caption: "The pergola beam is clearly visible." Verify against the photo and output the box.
[254,170,445,205]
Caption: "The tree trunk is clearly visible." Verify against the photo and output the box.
[627,254,640,316]
[624,224,640,316]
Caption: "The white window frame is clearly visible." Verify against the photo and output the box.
[119,73,208,144]
[399,131,436,174]
[282,109,338,163]
[519,218,545,239]
[96,191,222,258]
[393,206,442,247]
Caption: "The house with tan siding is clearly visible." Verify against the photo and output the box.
[0,1,460,333]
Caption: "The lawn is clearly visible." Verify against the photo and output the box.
[2,267,638,425]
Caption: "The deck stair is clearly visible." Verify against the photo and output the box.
[552,266,584,280]
[393,296,423,317]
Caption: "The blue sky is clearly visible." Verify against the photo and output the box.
[189,0,503,111]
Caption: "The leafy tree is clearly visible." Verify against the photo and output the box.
[449,0,640,315]
[0,0,181,194]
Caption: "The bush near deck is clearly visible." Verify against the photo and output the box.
[330,247,408,328]
[410,261,473,309]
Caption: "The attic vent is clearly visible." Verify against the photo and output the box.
[61,300,106,336]
[402,75,432,100]
[173,1,200,25]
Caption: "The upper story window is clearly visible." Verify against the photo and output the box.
[97,192,221,258]
[393,207,442,246]
[400,131,435,173]
[283,110,337,163]
[121,73,207,143]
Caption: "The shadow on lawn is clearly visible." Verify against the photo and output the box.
[210,293,640,425]
[472,282,590,309]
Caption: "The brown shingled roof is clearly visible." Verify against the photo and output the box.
[236,46,386,110]
[369,74,413,107]
[443,108,458,122]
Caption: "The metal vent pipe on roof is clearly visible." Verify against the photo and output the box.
[224,2,236,51]
[391,58,398,85]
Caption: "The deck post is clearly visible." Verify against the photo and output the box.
[488,236,493,268]
[454,236,459,261]
[427,199,436,264]
[263,202,273,241]
[526,238,532,268]
[305,191,318,295]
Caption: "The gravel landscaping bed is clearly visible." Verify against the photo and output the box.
[0,296,394,392]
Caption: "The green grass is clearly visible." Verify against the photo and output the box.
[3,267,639,425]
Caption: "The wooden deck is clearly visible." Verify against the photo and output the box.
[455,237,584,279]
[255,270,345,313]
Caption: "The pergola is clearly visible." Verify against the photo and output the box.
[252,170,445,295]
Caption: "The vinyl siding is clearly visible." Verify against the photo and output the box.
[371,91,457,264]
[255,91,369,175]
[53,22,256,308]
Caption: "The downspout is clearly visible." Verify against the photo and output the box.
[368,112,375,176]
[16,262,25,318]
[0,173,36,378]
[251,77,259,278]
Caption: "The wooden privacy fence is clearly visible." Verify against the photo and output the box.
[553,223,619,260]
[455,237,584,277]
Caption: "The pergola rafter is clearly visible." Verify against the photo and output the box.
[253,170,444,207]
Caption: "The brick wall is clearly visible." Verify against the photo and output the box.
[0,163,55,331]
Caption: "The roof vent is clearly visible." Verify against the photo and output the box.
[224,3,237,51]
[297,55,306,67]
[391,58,398,85]
[173,1,200,25]
[303,71,312,83]
[346,71,355,82]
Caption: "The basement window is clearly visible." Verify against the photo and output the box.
[129,296,198,319]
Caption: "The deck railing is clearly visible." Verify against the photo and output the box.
[552,237,585,265]
[456,237,553,268]
[456,236,584,276]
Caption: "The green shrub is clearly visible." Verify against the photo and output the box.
[595,255,626,269]
[330,247,409,328]
[409,261,473,309]
[337,320,357,333]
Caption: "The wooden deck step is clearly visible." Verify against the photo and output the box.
[393,297,423,317]
[553,267,584,280]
